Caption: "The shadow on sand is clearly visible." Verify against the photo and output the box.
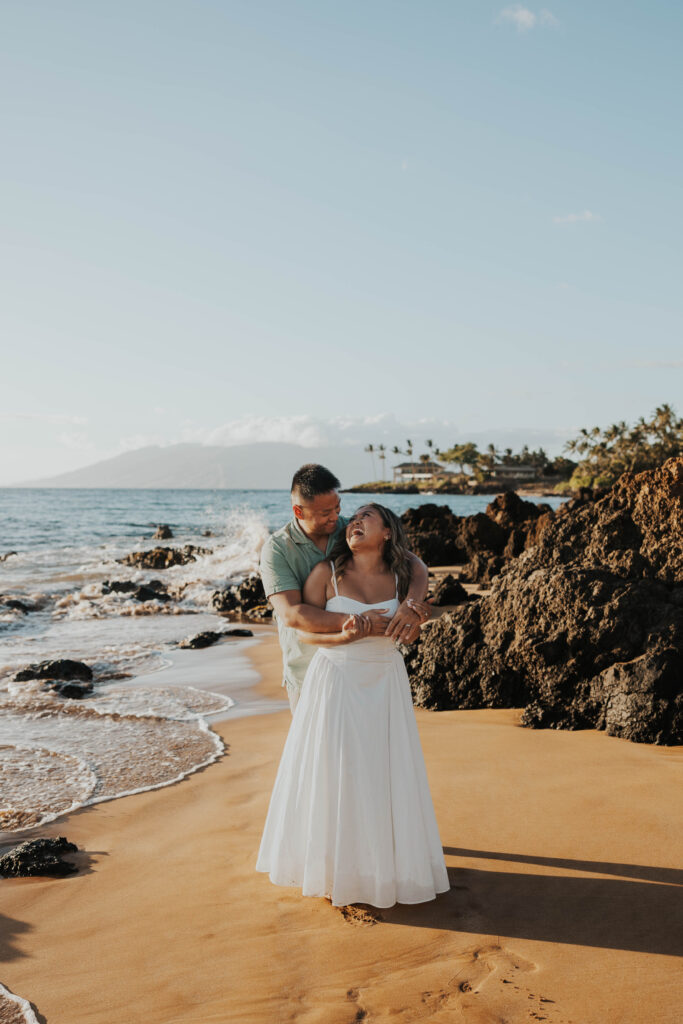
[382,848,683,957]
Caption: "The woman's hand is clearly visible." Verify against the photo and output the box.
[340,613,372,643]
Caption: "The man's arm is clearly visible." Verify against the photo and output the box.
[384,552,431,642]
[269,590,349,633]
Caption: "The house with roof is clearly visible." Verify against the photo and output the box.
[392,460,453,483]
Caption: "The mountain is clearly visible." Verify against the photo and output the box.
[17,443,377,489]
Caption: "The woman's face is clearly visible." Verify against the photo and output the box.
[346,506,391,551]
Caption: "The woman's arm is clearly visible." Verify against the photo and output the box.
[298,615,370,646]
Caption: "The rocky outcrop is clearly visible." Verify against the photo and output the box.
[406,458,683,745]
[401,494,555,582]
[14,659,93,683]
[102,579,172,603]
[153,524,173,539]
[211,574,273,620]
[178,627,253,649]
[1,596,39,613]
[430,574,470,606]
[0,837,79,877]
[117,545,208,570]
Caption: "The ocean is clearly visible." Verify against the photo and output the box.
[0,487,566,836]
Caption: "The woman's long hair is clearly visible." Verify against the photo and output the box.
[329,503,412,600]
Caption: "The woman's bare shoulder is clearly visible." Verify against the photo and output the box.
[306,559,333,583]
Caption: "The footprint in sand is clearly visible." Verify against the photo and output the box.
[337,903,384,926]
[349,942,576,1023]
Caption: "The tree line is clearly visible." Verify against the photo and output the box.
[363,404,682,490]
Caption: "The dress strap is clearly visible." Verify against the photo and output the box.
[394,572,399,600]
[330,560,339,597]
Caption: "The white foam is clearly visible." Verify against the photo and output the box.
[0,685,234,832]
[0,983,39,1024]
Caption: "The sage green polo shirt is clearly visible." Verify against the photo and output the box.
[260,515,347,692]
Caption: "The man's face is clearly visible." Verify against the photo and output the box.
[292,489,341,536]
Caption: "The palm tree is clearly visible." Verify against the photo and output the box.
[378,443,387,480]
[405,439,415,478]
[391,444,404,484]
[364,444,377,480]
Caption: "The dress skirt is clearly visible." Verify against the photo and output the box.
[255,635,450,908]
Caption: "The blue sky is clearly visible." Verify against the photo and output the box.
[2,1,681,483]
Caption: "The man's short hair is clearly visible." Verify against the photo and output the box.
[291,464,341,501]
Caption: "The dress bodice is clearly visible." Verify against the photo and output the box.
[325,595,400,615]
[322,562,401,662]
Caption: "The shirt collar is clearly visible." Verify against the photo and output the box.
[289,517,310,545]
[289,516,345,549]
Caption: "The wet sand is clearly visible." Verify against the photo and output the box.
[2,630,681,1024]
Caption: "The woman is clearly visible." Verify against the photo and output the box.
[255,503,450,908]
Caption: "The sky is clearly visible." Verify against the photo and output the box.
[2,1,682,484]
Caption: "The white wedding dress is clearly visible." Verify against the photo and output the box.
[255,565,450,908]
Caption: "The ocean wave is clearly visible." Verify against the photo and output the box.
[0,983,39,1024]
[0,685,234,832]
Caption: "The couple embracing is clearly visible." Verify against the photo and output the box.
[255,464,450,909]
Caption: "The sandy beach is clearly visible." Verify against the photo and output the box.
[3,629,681,1024]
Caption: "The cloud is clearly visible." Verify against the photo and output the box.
[117,433,173,453]
[178,414,459,450]
[553,210,601,224]
[496,6,559,32]
[57,430,95,451]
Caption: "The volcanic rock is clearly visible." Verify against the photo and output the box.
[430,575,469,606]
[102,579,171,603]
[118,545,208,570]
[179,631,223,649]
[14,659,93,683]
[1,597,37,613]
[400,497,555,582]
[153,524,173,539]
[406,458,683,745]
[211,574,269,616]
[45,680,94,699]
[0,837,79,878]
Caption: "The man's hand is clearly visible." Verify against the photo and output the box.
[384,599,428,644]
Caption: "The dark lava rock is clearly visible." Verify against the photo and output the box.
[401,505,465,565]
[401,497,555,582]
[406,458,683,745]
[2,597,37,613]
[244,603,273,621]
[117,545,209,570]
[14,659,93,683]
[0,837,79,878]
[179,631,223,649]
[211,573,268,615]
[180,627,255,648]
[45,680,94,699]
[153,524,173,539]
[133,584,171,603]
[103,580,138,594]
[103,579,171,603]
[430,575,469,606]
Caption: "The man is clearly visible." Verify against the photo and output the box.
[260,463,430,712]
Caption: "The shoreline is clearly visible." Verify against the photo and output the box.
[2,631,682,1024]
